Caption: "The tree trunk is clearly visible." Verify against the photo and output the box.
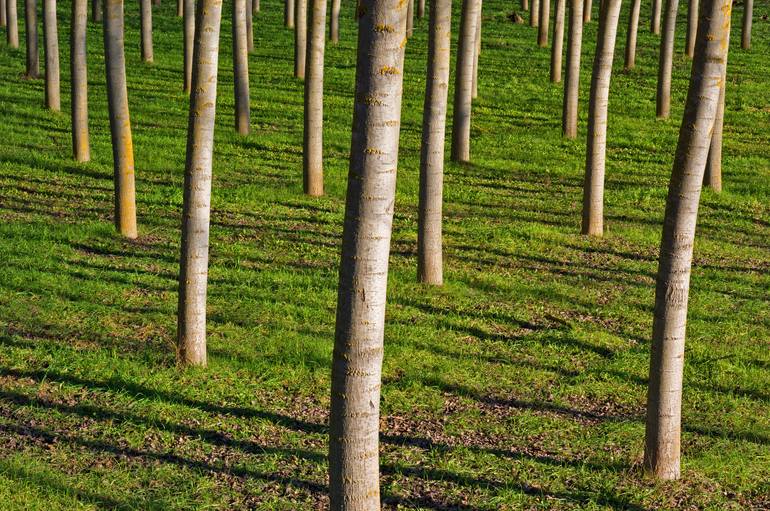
[704,41,729,192]
[741,0,751,49]
[450,0,481,162]
[42,0,59,111]
[183,0,194,93]
[581,0,622,237]
[303,0,327,196]
[153,0,159,6]
[71,0,90,162]
[1,0,6,27]
[418,0,424,17]
[530,0,538,27]
[24,0,39,78]
[471,1,481,99]
[624,0,640,69]
[6,0,18,47]
[522,0,528,10]
[538,0,549,46]
[656,0,679,119]
[177,0,224,368]
[418,0,451,285]
[685,0,697,57]
[329,0,339,42]
[583,0,590,22]
[644,0,732,481]
[140,0,153,62]
[246,5,254,52]
[285,0,294,28]
[233,0,250,135]
[550,0,565,82]
[562,0,583,138]
[176,0,181,16]
[91,0,101,22]
[103,0,138,239]
[294,0,307,78]
[327,0,408,506]
[252,0,259,13]
[407,0,413,37]
[650,0,660,33]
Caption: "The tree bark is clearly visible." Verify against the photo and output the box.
[581,0,621,237]
[327,0,408,506]
[246,4,254,52]
[522,0,528,10]
[103,0,138,239]
[24,0,39,78]
[418,0,451,286]
[1,0,6,27]
[650,0,660,33]
[450,0,481,162]
[233,0,250,135]
[418,0,424,17]
[252,0,259,13]
[140,0,153,62]
[285,0,294,28]
[71,0,90,162]
[183,0,194,93]
[177,0,182,16]
[741,0,751,49]
[329,0,339,42]
[43,0,59,111]
[471,1,481,99]
[177,0,224,368]
[6,0,18,47]
[294,0,307,78]
[656,0,679,118]
[91,0,101,22]
[530,0,538,27]
[704,40,729,192]
[406,0,413,37]
[550,0,565,82]
[583,0,590,22]
[644,0,732,481]
[538,0,549,46]
[624,0,640,69]
[303,0,327,196]
[685,0,697,57]
[562,0,583,138]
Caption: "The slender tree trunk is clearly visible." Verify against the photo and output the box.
[177,0,224,368]
[471,1,481,99]
[418,0,451,285]
[24,0,39,78]
[71,0,90,162]
[550,0,565,82]
[153,0,159,6]
[1,0,6,27]
[522,0,528,10]
[42,0,59,110]
[650,0,660,33]
[285,0,294,28]
[252,0,259,13]
[644,0,732,481]
[329,0,339,42]
[562,0,583,138]
[139,0,153,62]
[294,0,307,78]
[183,0,194,93]
[538,0,549,46]
[581,0,621,237]
[246,5,254,52]
[656,0,679,118]
[6,0,18,47]
[418,0,424,17]
[103,0,138,239]
[91,0,101,22]
[624,0,640,69]
[450,0,481,162]
[327,0,408,506]
[176,0,182,16]
[407,0,413,37]
[685,0,697,57]
[303,0,327,196]
[583,0,590,22]
[530,0,539,27]
[704,39,729,192]
[233,0,250,135]
[741,0,751,49]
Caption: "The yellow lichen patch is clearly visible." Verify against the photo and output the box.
[378,66,400,75]
[374,23,395,33]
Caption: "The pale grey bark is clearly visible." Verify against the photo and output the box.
[303,0,327,196]
[177,0,182,16]
[538,0,549,46]
[522,0,528,10]
[550,0,565,82]
[294,0,307,78]
[741,0,751,49]
[656,0,679,118]
[92,0,101,22]
[704,37,729,192]
[685,0,697,57]
[43,0,59,111]
[177,0,224,368]
[71,0,90,161]
[450,0,481,162]
[471,1,481,99]
[285,0,294,28]
[581,0,622,237]
[644,0,732,480]
[103,0,138,239]
[530,0,539,26]
[418,0,451,285]
[407,0,413,37]
[233,0,250,134]
[140,0,153,62]
[327,0,408,506]
[183,0,194,93]
[329,0,340,42]
[25,0,39,78]
[624,0,640,69]
[562,0,583,138]
[651,0,660,33]
[6,0,18,48]
[246,4,254,52]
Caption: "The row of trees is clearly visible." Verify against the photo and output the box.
[0,0,748,503]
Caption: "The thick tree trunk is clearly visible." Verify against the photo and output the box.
[624,0,640,69]
[550,0,565,82]
[656,0,679,118]
[407,0,413,37]
[327,0,408,506]
[183,0,194,93]
[704,40,729,192]
[685,0,697,57]
[140,0,153,62]
[644,0,732,481]
[233,0,250,135]
[246,5,254,52]
[71,0,90,162]
[583,0,590,22]
[103,0,138,239]
[285,0,294,28]
[42,0,59,111]
[418,0,424,17]
[538,0,549,46]
[471,1,481,99]
[741,0,751,49]
[177,0,223,368]
[91,0,101,22]
[303,0,327,196]
[6,0,18,47]
[650,0,660,33]
[530,0,538,27]
[24,0,39,78]
[329,0,339,42]
[450,0,481,162]
[418,0,451,285]
[581,0,622,237]
[294,0,307,78]
[562,0,583,138]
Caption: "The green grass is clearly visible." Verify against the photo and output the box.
[0,0,768,508]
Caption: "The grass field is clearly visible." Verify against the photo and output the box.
[0,0,768,508]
